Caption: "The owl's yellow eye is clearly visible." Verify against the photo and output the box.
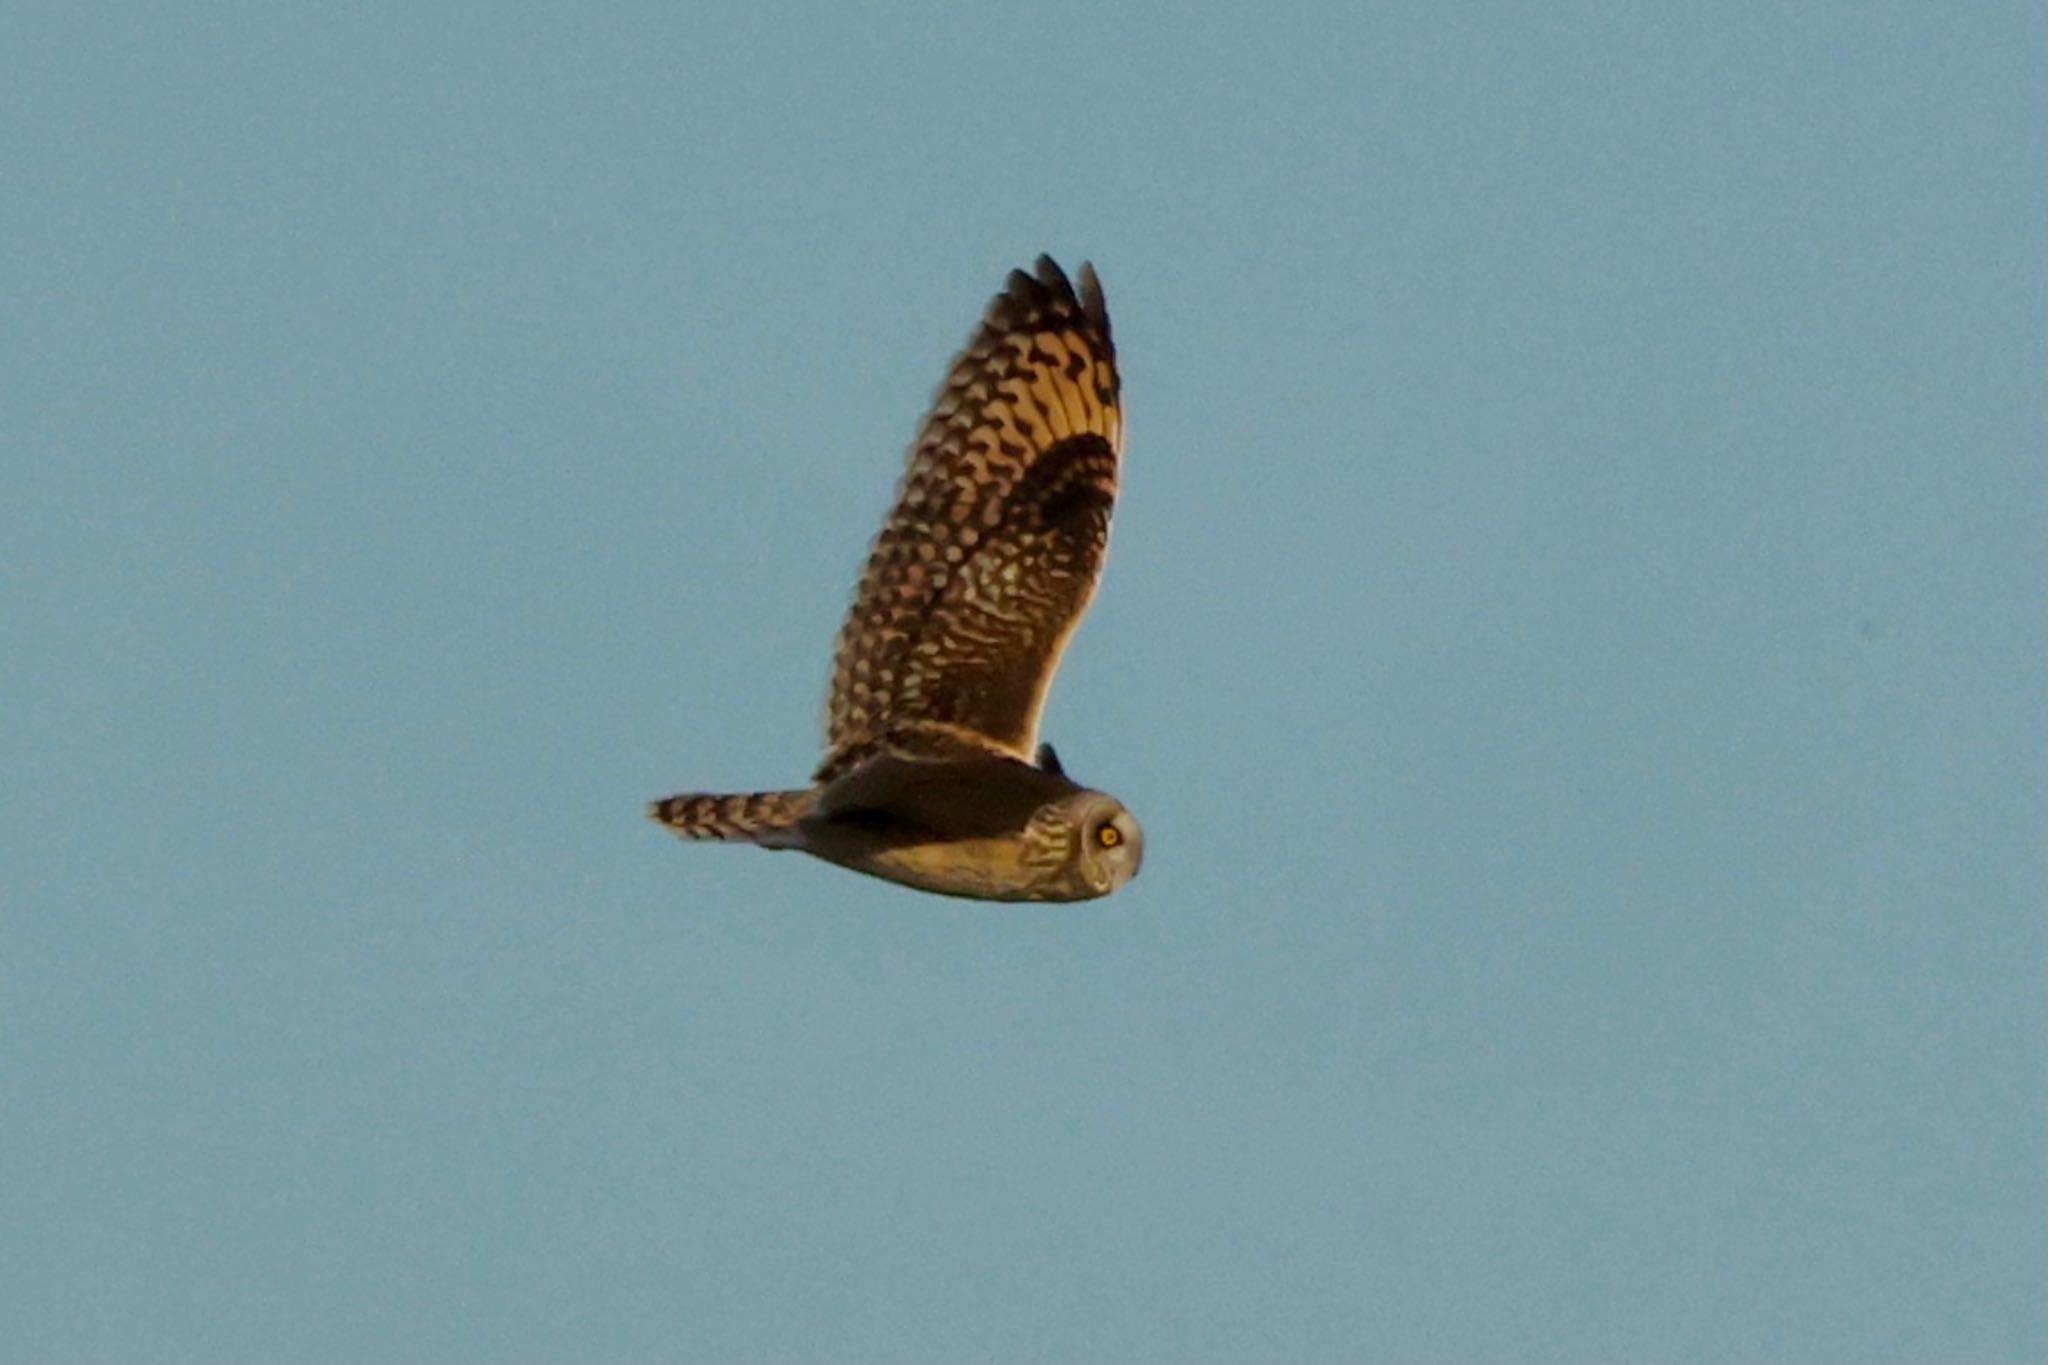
[1096,824,1122,849]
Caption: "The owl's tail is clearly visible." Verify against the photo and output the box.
[648,788,812,847]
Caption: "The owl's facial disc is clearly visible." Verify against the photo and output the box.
[1067,793,1143,896]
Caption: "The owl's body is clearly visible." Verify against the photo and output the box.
[650,257,1142,903]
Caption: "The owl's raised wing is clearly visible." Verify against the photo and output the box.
[819,257,1123,781]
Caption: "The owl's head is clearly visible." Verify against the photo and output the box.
[1032,790,1144,900]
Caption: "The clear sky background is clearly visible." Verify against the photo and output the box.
[3,3,2042,1363]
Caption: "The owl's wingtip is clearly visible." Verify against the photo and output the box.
[1032,254,1072,292]
[1015,255,1109,333]
[1076,261,1107,331]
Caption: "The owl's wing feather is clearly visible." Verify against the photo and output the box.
[819,257,1123,780]
[812,747,1072,836]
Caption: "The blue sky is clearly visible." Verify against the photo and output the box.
[3,3,2042,1362]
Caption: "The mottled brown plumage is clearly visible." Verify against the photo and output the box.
[821,258,1122,778]
[650,257,1142,903]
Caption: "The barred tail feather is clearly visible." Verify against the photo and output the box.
[648,789,811,846]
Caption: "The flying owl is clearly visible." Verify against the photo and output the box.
[649,256,1142,902]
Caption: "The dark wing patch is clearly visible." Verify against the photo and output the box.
[820,256,1122,778]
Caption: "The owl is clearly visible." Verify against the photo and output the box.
[650,256,1142,902]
